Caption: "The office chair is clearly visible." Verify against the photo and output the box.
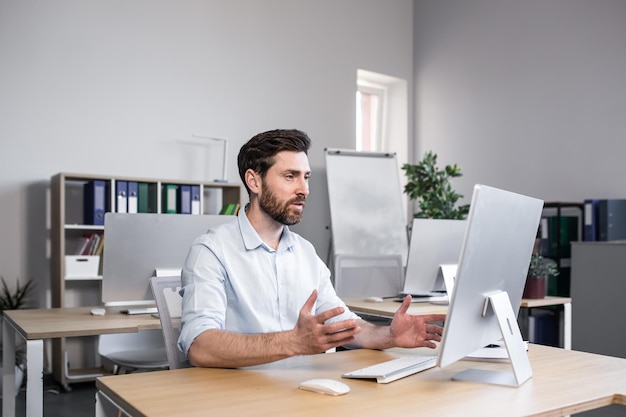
[98,329,169,374]
[150,275,191,369]
[333,254,404,298]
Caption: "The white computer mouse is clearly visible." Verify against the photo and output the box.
[364,296,383,303]
[299,378,350,396]
[90,308,106,316]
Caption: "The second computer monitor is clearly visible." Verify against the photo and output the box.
[401,218,466,296]
[102,213,235,305]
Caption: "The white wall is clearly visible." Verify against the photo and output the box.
[414,0,626,205]
[0,0,414,305]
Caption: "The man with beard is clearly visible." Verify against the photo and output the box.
[178,129,445,368]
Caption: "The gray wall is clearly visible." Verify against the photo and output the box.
[0,0,414,306]
[4,0,626,309]
[414,0,626,204]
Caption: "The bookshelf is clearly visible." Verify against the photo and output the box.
[529,202,583,348]
[539,202,584,297]
[50,172,240,388]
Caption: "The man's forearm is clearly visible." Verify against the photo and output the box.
[345,320,394,350]
[188,328,300,368]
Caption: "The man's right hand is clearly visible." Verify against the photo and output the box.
[290,290,361,354]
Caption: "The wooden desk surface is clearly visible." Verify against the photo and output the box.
[520,296,572,308]
[3,306,160,339]
[343,297,447,318]
[97,345,625,417]
[345,296,572,318]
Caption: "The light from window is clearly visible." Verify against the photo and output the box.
[356,84,384,152]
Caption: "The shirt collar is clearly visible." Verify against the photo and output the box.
[237,204,296,252]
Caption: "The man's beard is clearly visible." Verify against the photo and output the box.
[259,187,306,226]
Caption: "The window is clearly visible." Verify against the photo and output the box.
[356,69,410,218]
[356,70,407,160]
[356,83,385,152]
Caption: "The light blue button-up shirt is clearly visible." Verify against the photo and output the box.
[178,208,358,356]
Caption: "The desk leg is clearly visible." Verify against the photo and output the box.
[2,320,44,417]
[1,321,42,417]
[96,390,130,417]
[563,302,572,350]
[24,339,44,417]
[3,317,17,417]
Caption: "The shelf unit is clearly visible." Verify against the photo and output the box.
[525,202,583,348]
[539,202,584,297]
[50,172,241,388]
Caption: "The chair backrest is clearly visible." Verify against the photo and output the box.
[333,254,404,298]
[150,275,190,369]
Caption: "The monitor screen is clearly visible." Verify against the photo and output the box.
[437,184,543,387]
[402,218,466,296]
[102,213,235,305]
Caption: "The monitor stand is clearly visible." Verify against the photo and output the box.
[452,290,532,387]
[436,263,457,294]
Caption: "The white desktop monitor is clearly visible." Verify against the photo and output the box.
[102,213,235,305]
[437,184,543,387]
[401,218,466,296]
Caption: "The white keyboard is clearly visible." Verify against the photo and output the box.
[342,355,438,384]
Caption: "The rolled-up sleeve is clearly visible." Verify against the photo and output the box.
[178,235,227,355]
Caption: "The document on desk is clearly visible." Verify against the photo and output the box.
[121,307,158,315]
[394,294,448,303]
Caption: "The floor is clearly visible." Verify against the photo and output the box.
[3,375,96,417]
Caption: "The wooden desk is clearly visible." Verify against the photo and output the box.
[2,306,160,417]
[343,297,447,318]
[95,345,626,417]
[344,296,572,349]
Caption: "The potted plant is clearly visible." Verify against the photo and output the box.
[0,277,35,395]
[402,151,470,219]
[523,254,559,299]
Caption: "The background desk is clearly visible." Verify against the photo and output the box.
[343,296,572,349]
[2,306,160,417]
[95,345,625,417]
[343,297,447,318]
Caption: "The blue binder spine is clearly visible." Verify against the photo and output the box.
[597,199,626,241]
[127,181,138,213]
[115,181,128,213]
[178,185,192,214]
[583,199,599,241]
[190,185,201,215]
[84,180,106,225]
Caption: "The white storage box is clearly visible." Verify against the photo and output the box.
[65,255,100,278]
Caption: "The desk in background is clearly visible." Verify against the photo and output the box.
[2,306,161,417]
[95,344,626,417]
[343,297,446,318]
[343,296,572,349]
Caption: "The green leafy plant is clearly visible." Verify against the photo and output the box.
[402,151,470,219]
[527,254,559,279]
[0,277,35,367]
[0,277,35,311]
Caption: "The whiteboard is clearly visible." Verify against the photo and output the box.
[325,149,408,264]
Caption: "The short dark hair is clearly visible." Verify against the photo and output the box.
[237,129,311,194]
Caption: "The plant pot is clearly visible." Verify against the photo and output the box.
[523,276,546,299]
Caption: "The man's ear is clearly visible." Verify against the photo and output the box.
[245,169,260,193]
